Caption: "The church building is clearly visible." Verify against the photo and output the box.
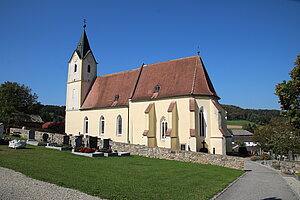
[65,27,232,155]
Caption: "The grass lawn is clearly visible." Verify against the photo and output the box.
[227,120,254,126]
[0,145,243,200]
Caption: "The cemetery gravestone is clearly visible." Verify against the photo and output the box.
[29,130,35,140]
[103,139,110,149]
[74,136,82,148]
[42,133,49,142]
[63,135,70,145]
[88,136,97,148]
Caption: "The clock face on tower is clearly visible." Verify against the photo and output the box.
[74,56,78,63]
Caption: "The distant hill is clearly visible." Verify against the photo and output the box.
[221,104,280,125]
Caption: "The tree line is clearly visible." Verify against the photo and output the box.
[0,81,65,128]
[221,104,280,125]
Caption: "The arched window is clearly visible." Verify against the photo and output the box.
[87,65,91,73]
[100,116,105,135]
[84,117,89,134]
[116,115,122,135]
[74,64,77,72]
[160,117,168,139]
[199,108,206,137]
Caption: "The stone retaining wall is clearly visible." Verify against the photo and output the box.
[263,160,300,173]
[110,142,244,170]
[10,128,65,144]
[10,128,244,170]
[10,128,29,139]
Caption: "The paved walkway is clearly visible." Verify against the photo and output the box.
[215,159,300,200]
[0,167,102,200]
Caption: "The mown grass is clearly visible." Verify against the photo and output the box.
[0,145,243,200]
[227,120,254,126]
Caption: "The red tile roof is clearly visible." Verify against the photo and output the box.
[81,69,139,109]
[131,56,218,101]
[81,56,218,109]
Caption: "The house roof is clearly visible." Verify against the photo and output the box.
[131,56,218,101]
[81,69,140,109]
[81,56,218,109]
[231,130,253,136]
[232,135,255,142]
[75,30,91,59]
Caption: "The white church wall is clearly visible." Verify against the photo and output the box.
[66,82,81,110]
[68,52,82,83]
[209,138,225,155]
[130,97,191,149]
[65,107,129,143]
[194,97,211,151]
[195,97,227,155]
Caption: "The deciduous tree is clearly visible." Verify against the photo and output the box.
[275,55,300,130]
[0,81,40,125]
[254,118,300,154]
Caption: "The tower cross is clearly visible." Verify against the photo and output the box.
[83,19,87,29]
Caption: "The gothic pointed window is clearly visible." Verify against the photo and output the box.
[116,115,122,135]
[199,108,206,137]
[87,65,91,73]
[160,117,167,139]
[100,116,105,135]
[84,117,89,134]
[74,64,77,72]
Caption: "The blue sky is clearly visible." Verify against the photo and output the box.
[0,0,299,109]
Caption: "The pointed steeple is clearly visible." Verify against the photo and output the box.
[75,29,91,59]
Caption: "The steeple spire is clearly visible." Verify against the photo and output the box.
[75,23,91,59]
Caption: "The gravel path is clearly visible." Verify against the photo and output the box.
[215,159,299,200]
[0,167,103,200]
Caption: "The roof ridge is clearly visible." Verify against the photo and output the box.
[130,63,144,99]
[191,56,199,94]
[144,56,198,67]
[97,56,198,78]
[99,68,140,78]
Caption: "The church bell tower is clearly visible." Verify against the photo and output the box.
[66,24,97,111]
